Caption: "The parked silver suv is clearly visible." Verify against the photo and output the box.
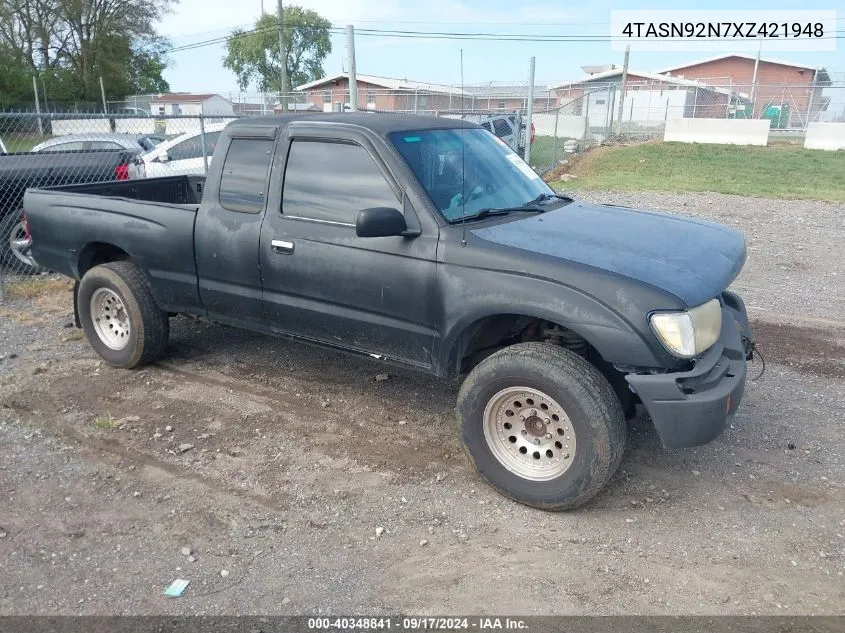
[469,113,535,157]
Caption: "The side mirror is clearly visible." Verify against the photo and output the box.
[355,207,407,238]
[157,151,171,163]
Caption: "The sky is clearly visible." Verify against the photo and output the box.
[156,0,843,95]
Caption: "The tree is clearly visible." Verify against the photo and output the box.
[223,7,332,93]
[0,44,31,108]
[0,0,174,105]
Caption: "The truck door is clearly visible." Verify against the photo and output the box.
[259,128,438,370]
[194,129,276,322]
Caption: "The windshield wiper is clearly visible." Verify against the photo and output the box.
[525,193,573,206]
[448,193,573,224]
[450,206,542,223]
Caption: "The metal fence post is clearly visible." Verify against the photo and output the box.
[199,115,209,175]
[583,95,590,145]
[551,107,559,167]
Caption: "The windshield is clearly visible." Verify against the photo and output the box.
[139,136,167,151]
[389,128,553,222]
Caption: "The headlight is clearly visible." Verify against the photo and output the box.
[650,298,722,358]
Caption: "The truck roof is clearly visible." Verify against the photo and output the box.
[226,113,475,135]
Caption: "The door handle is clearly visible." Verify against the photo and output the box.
[271,239,294,254]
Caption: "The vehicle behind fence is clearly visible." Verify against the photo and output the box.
[0,113,232,294]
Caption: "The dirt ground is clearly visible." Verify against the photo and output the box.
[0,191,843,616]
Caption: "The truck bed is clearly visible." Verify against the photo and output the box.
[24,176,205,313]
[42,174,205,206]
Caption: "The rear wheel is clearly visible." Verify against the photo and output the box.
[78,261,169,368]
[456,342,626,510]
[0,210,45,275]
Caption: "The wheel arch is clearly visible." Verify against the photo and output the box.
[77,242,132,276]
[438,303,662,379]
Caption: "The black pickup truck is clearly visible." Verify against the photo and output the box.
[1,145,139,272]
[25,114,753,510]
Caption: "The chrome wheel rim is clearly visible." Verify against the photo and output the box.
[90,288,131,350]
[483,386,577,481]
[9,220,37,267]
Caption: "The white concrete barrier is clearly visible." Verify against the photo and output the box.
[533,114,587,140]
[804,122,845,151]
[51,118,111,136]
[165,118,236,136]
[664,118,770,146]
[115,118,155,134]
[164,119,201,136]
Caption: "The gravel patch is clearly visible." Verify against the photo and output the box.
[0,191,843,615]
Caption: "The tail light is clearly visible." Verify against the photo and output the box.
[115,162,130,180]
[23,214,32,239]
[530,122,536,144]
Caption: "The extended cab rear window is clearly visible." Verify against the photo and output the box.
[219,138,274,214]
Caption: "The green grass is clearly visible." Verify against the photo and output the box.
[93,414,118,430]
[550,141,845,202]
[1,135,48,153]
[528,135,579,172]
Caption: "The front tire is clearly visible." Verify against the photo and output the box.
[78,262,169,368]
[456,342,626,511]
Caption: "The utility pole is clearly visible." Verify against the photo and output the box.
[277,0,289,111]
[750,44,761,117]
[615,44,630,135]
[805,68,818,129]
[346,25,358,111]
[524,56,536,164]
[33,76,43,135]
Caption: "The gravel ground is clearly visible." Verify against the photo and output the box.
[0,191,843,615]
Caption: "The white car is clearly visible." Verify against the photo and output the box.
[130,123,226,179]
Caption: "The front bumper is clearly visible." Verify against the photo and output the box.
[626,291,752,449]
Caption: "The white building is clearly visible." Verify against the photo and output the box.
[150,93,234,116]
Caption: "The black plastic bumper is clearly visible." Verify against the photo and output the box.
[626,291,752,449]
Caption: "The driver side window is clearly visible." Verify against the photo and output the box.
[282,140,400,225]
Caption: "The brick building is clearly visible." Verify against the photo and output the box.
[658,54,831,125]
[462,84,557,113]
[294,73,472,113]
[551,67,741,127]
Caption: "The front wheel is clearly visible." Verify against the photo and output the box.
[78,261,169,368]
[456,342,626,511]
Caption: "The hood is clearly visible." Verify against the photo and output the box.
[471,201,746,307]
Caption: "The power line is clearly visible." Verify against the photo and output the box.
[165,14,845,40]
[159,22,845,55]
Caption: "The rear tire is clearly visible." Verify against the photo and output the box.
[78,262,169,368]
[456,342,626,511]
